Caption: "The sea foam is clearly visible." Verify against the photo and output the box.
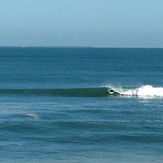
[123,85,163,97]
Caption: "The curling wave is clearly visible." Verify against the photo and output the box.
[108,85,163,97]
[1,85,163,97]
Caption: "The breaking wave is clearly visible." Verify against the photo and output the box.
[108,85,163,97]
[0,85,163,97]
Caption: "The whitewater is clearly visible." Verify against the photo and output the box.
[108,85,163,97]
[124,85,163,97]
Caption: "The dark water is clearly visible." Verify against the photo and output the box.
[0,47,163,162]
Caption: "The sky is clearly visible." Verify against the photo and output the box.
[0,0,163,47]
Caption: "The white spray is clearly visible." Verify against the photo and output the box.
[123,85,163,97]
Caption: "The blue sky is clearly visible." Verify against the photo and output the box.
[0,0,163,47]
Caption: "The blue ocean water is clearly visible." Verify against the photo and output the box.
[0,47,163,162]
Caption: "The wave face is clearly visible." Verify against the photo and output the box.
[1,85,163,97]
[0,87,108,97]
[108,85,163,97]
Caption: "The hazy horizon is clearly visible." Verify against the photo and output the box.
[0,0,163,47]
[0,45,163,49]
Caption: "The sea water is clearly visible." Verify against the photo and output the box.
[0,47,163,162]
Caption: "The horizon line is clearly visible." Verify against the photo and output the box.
[0,45,163,49]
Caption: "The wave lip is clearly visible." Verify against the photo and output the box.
[108,85,163,97]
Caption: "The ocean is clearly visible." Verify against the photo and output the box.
[0,47,163,163]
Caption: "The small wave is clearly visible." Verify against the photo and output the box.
[108,85,163,97]
[25,113,39,120]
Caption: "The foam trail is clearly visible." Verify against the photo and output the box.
[25,113,38,120]
[123,85,163,97]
